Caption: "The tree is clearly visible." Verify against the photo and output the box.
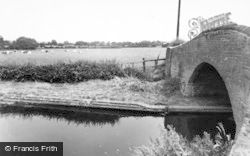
[50,40,57,45]
[138,41,151,47]
[63,41,70,45]
[0,36,4,49]
[3,40,11,49]
[11,37,39,50]
[39,42,46,48]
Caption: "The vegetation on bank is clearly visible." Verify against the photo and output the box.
[0,61,128,83]
[123,67,150,80]
[0,60,156,83]
[0,58,180,103]
[133,123,233,156]
[0,58,180,85]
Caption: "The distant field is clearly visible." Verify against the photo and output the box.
[0,48,166,66]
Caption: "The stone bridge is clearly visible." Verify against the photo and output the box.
[165,24,250,155]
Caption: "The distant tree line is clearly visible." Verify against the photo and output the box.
[40,40,168,49]
[0,35,169,50]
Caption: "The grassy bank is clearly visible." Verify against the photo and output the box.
[0,60,153,83]
[0,77,170,104]
[0,59,181,104]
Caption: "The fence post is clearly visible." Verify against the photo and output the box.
[165,47,172,77]
[154,60,158,69]
[142,58,146,72]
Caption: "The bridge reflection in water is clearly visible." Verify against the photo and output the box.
[164,113,235,140]
[0,105,236,140]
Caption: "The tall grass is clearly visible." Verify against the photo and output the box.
[0,60,152,83]
[123,67,150,80]
[0,61,125,83]
[133,123,233,156]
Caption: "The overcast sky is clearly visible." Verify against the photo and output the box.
[0,0,249,42]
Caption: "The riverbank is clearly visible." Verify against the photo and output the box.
[0,76,232,114]
[0,76,234,155]
[0,77,168,104]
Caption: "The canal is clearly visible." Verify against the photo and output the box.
[0,105,235,156]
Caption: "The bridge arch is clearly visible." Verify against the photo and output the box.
[186,62,231,106]
[167,24,250,154]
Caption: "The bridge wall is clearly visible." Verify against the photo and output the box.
[166,24,250,155]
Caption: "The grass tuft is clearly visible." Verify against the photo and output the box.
[123,67,149,80]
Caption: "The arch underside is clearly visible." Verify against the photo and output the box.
[186,62,231,107]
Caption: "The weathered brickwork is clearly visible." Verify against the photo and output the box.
[167,24,250,155]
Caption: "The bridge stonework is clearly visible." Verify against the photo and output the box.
[166,24,250,155]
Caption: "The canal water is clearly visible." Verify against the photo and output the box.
[0,106,235,156]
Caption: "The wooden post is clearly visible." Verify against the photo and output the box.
[132,63,134,68]
[154,60,158,69]
[142,58,146,72]
[165,47,172,77]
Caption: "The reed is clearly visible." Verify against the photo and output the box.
[133,123,233,156]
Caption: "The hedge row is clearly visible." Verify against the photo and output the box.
[0,61,126,83]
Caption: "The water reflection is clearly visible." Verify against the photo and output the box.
[0,105,236,141]
[0,105,164,156]
[0,104,162,126]
[164,113,236,140]
[0,105,121,126]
